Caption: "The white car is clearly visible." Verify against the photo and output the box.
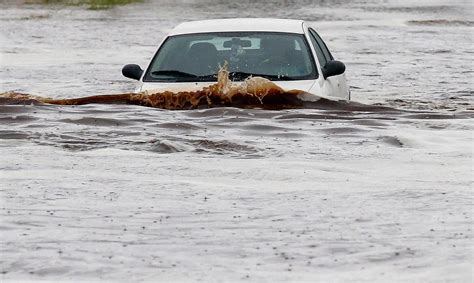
[122,18,350,100]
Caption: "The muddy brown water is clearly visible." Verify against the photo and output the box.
[0,0,473,281]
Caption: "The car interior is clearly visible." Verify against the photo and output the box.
[148,33,314,81]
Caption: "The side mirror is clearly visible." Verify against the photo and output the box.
[122,64,143,80]
[322,60,345,79]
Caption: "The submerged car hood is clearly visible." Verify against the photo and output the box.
[139,80,316,94]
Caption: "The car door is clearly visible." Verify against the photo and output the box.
[307,28,348,99]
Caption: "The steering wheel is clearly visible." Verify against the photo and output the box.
[258,56,288,68]
[258,56,290,78]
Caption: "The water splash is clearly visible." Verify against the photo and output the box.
[0,63,312,110]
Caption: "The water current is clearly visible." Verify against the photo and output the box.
[0,0,473,281]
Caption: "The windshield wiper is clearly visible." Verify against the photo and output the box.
[194,74,217,81]
[151,70,197,78]
[151,70,218,82]
[151,70,295,82]
[229,71,296,81]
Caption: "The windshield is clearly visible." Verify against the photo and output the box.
[143,32,317,82]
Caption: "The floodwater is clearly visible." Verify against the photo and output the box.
[0,0,473,282]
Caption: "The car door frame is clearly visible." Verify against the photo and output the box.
[303,24,349,100]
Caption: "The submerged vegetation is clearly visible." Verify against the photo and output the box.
[24,0,142,10]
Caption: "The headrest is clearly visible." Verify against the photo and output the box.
[260,37,295,51]
[188,42,218,55]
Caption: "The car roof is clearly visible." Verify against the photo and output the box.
[168,18,306,36]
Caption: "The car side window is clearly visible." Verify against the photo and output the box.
[308,30,327,68]
[309,28,333,65]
